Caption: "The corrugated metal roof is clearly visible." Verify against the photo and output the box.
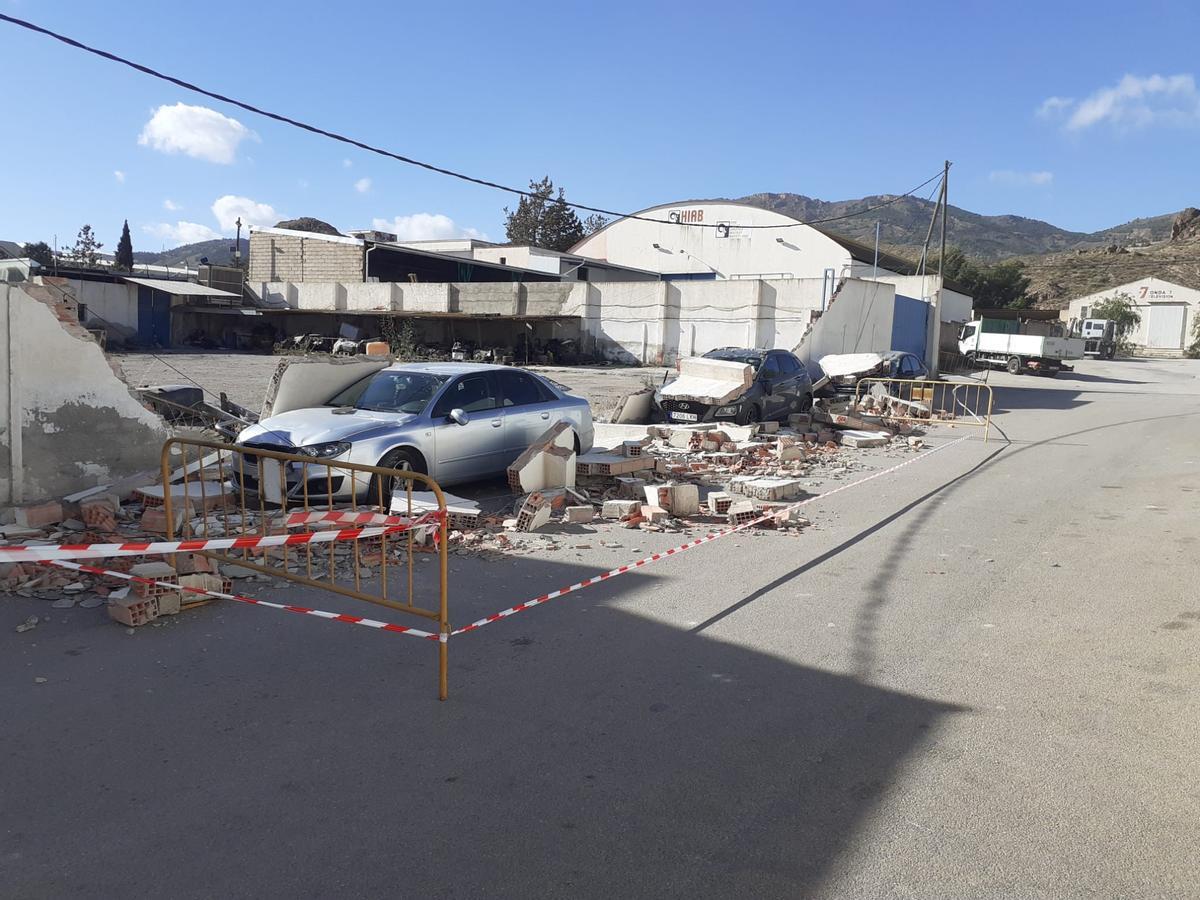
[122,277,241,298]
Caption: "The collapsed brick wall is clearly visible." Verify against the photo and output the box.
[0,283,170,505]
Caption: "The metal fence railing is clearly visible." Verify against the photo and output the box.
[160,438,451,698]
[853,377,994,442]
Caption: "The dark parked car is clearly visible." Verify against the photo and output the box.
[655,347,814,425]
[825,350,927,397]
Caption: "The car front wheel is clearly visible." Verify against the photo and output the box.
[366,447,427,509]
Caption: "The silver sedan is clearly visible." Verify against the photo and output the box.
[235,362,594,498]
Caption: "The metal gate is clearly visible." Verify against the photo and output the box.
[159,438,452,698]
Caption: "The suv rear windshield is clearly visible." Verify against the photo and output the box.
[327,371,448,414]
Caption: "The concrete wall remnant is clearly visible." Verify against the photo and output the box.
[1,284,171,505]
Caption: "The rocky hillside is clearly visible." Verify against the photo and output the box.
[736,192,1178,261]
[132,238,248,268]
[1024,209,1200,309]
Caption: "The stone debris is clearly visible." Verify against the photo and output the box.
[563,506,595,525]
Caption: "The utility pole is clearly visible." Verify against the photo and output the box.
[872,221,880,278]
[937,160,950,276]
[234,216,243,268]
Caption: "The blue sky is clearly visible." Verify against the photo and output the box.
[2,0,1199,251]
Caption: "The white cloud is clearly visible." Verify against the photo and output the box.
[163,198,181,211]
[342,158,353,168]
[1036,96,1073,119]
[211,194,279,230]
[138,102,256,164]
[988,170,1054,187]
[371,213,487,241]
[354,177,372,194]
[113,170,125,183]
[142,221,222,246]
[1041,74,1200,132]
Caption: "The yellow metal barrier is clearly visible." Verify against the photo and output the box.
[852,377,994,442]
[160,438,451,699]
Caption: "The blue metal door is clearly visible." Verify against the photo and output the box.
[136,286,171,347]
[890,295,928,357]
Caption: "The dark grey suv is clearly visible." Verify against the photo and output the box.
[655,348,814,425]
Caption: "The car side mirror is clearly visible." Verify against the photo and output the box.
[448,408,469,426]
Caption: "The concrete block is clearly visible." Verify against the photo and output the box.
[602,499,641,519]
[576,452,655,476]
[107,593,158,627]
[640,505,669,524]
[707,491,733,515]
[171,553,216,575]
[15,501,64,529]
[515,493,552,532]
[643,483,701,516]
[778,445,807,462]
[140,505,186,535]
[742,478,806,501]
[621,439,650,458]
[564,506,595,524]
[506,421,577,493]
[755,421,780,434]
[79,499,118,532]
[727,501,758,527]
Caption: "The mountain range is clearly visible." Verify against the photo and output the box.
[132,238,248,268]
[735,192,1178,261]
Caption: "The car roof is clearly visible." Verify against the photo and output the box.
[382,361,520,376]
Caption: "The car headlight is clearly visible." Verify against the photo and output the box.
[714,404,740,417]
[298,441,351,459]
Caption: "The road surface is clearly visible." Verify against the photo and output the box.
[3,357,1198,898]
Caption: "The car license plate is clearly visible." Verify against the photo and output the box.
[670,411,699,422]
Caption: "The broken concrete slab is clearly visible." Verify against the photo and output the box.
[741,478,807,501]
[391,490,480,530]
[838,430,890,449]
[640,505,669,524]
[507,422,577,493]
[818,352,884,379]
[609,388,654,425]
[659,357,754,406]
[261,355,390,419]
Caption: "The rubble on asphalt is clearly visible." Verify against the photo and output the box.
[3,394,936,628]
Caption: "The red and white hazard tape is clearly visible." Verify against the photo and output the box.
[0,512,444,563]
[452,436,969,635]
[45,559,442,641]
[285,509,440,529]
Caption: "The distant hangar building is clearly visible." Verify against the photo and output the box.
[568,199,972,323]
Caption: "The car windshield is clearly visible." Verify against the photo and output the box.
[327,371,448,414]
[704,350,763,369]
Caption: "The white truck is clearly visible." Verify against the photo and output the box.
[958,319,1084,377]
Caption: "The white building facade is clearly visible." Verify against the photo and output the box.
[1063,277,1199,355]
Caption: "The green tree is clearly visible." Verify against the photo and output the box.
[114,220,134,271]
[1186,314,1200,359]
[504,177,587,252]
[1091,293,1142,354]
[583,213,608,235]
[64,224,104,268]
[933,246,1031,309]
[21,241,54,267]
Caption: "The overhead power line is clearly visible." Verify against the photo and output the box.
[1,12,943,231]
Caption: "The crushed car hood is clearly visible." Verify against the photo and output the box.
[238,407,415,448]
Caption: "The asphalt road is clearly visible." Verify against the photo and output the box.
[4,357,1199,898]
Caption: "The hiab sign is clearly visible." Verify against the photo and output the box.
[668,209,705,224]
